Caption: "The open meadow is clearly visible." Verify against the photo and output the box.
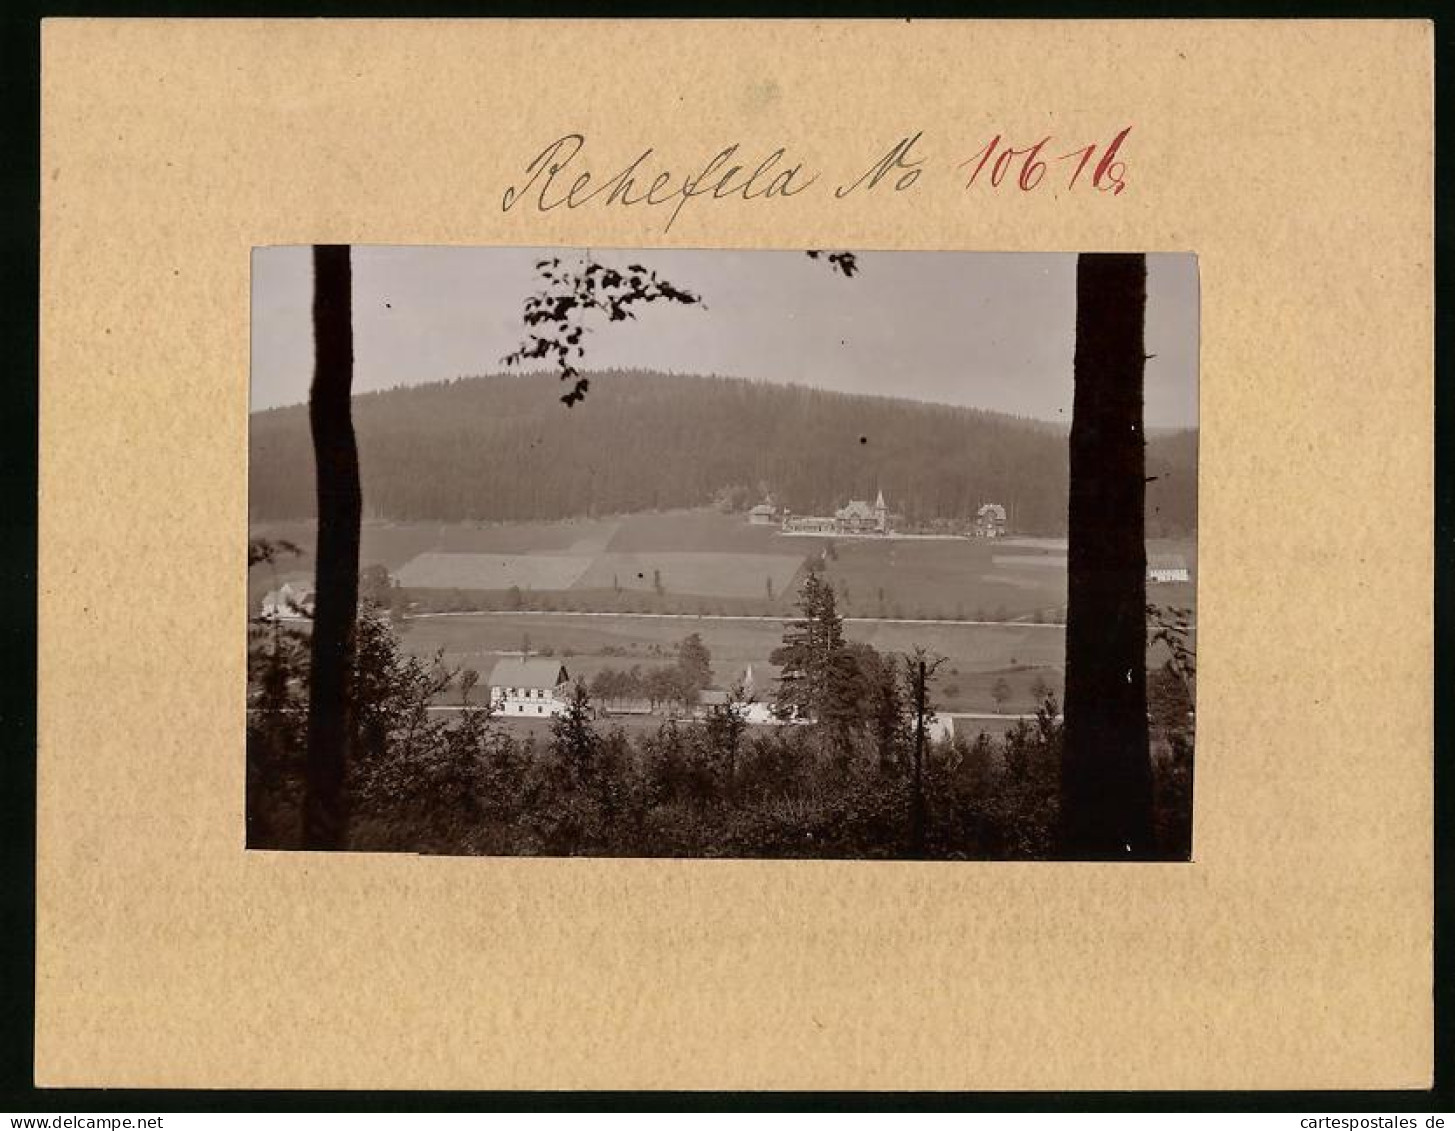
[397,610,1069,718]
[251,506,1196,722]
[251,508,1196,624]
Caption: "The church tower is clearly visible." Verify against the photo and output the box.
[874,487,888,533]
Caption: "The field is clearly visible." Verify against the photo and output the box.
[253,508,1197,622]
[250,510,811,616]
[396,610,1070,718]
[824,537,1066,621]
[397,552,597,591]
[250,508,1195,723]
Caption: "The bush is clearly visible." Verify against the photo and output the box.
[247,606,1186,860]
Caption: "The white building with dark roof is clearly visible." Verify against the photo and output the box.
[1147,553,1191,584]
[974,503,1007,538]
[488,657,572,717]
[785,488,889,535]
[835,489,888,534]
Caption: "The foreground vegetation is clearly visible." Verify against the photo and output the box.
[248,550,1194,860]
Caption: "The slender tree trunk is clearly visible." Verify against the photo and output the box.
[1061,253,1154,859]
[303,245,360,850]
[910,658,927,858]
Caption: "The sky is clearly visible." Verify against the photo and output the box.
[251,247,1199,428]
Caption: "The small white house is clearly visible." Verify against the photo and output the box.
[742,701,779,725]
[260,581,315,620]
[686,665,809,725]
[712,664,779,724]
[748,503,777,525]
[975,503,1008,538]
[488,657,572,717]
[1147,553,1191,584]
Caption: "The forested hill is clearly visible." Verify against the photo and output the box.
[249,370,1198,535]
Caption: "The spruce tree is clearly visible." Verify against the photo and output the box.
[676,633,713,699]
[550,681,601,787]
[771,571,830,719]
[771,572,860,754]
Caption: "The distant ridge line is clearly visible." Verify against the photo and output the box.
[249,369,1198,533]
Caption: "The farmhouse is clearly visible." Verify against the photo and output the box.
[974,503,1007,538]
[260,581,314,620]
[687,665,780,724]
[742,700,778,725]
[1147,553,1191,584]
[692,689,733,718]
[783,488,890,535]
[739,663,779,724]
[748,503,778,525]
[488,657,572,717]
[835,489,889,534]
[693,688,779,724]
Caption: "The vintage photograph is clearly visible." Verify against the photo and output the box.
[248,247,1198,860]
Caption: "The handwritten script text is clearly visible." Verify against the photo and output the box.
[500,130,1133,231]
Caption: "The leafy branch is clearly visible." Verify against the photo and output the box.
[1147,603,1197,689]
[248,537,302,568]
[805,250,859,277]
[504,250,861,407]
[502,258,704,407]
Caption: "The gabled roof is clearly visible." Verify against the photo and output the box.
[836,500,876,520]
[977,503,1007,520]
[749,503,776,516]
[487,657,569,689]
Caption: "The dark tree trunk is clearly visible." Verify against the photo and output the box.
[1061,253,1154,859]
[303,245,359,850]
[910,658,927,859]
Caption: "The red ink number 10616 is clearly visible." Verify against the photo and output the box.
[959,127,1131,194]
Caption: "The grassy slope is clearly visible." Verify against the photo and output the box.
[250,509,1195,717]
[252,508,1194,621]
[399,611,1068,716]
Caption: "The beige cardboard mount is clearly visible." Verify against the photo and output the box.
[38,20,1432,1090]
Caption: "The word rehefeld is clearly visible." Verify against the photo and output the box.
[500,134,819,232]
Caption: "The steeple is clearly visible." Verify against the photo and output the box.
[875,487,886,511]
